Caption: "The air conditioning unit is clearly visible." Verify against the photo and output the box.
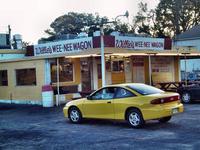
[93,31,100,37]
[13,34,23,49]
[77,32,88,38]
[110,31,120,36]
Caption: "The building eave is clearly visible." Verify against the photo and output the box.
[1,47,200,63]
[175,37,200,41]
[0,49,26,54]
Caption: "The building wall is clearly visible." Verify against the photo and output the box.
[94,56,180,87]
[125,58,132,83]
[0,55,181,105]
[132,56,145,83]
[0,59,45,104]
[92,57,98,90]
[0,54,25,60]
[174,56,180,82]
[144,57,150,84]
[174,39,200,80]
[174,39,200,50]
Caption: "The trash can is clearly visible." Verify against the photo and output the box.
[42,85,54,107]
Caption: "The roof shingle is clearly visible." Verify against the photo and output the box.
[175,25,200,40]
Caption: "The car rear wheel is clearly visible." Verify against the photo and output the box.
[68,107,82,123]
[158,116,171,123]
[181,92,191,104]
[127,109,145,128]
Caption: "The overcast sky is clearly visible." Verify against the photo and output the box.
[0,0,158,44]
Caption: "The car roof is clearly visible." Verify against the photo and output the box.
[104,83,146,88]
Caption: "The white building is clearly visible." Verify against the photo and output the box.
[174,25,200,50]
[173,25,200,80]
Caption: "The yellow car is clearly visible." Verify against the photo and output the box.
[63,83,184,128]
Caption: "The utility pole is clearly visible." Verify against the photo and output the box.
[8,25,11,48]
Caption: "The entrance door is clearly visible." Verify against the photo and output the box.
[111,60,125,84]
[132,57,145,83]
[81,58,92,91]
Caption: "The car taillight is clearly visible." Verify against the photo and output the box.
[151,95,180,104]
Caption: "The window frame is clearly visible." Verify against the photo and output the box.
[127,84,164,95]
[0,70,8,86]
[115,87,136,99]
[90,87,118,100]
[111,60,124,72]
[15,68,37,86]
[50,59,74,83]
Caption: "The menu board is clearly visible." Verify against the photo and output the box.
[152,57,172,73]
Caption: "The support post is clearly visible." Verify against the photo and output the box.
[100,25,106,87]
[184,54,187,86]
[148,55,152,85]
[56,58,60,106]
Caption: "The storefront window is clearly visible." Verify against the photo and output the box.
[81,59,91,91]
[0,70,8,86]
[16,68,36,86]
[112,60,124,72]
[51,58,73,83]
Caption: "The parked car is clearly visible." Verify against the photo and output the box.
[63,83,184,128]
[177,84,200,104]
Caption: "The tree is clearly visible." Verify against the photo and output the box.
[155,0,200,37]
[41,12,133,42]
[133,0,200,38]
[44,12,107,36]
[133,2,155,36]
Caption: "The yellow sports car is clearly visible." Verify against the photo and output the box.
[63,83,184,128]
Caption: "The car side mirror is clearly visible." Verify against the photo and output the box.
[86,95,92,100]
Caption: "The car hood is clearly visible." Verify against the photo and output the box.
[65,97,86,106]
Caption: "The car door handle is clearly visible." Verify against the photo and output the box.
[107,101,111,104]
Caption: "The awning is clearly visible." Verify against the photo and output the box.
[1,48,200,63]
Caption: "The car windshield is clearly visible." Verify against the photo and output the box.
[127,84,164,95]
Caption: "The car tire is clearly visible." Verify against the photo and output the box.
[126,109,145,128]
[181,92,191,104]
[68,107,82,123]
[158,116,171,123]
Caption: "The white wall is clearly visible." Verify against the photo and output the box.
[44,59,51,85]
[173,39,200,50]
[174,39,200,75]
[0,54,25,60]
[125,58,132,83]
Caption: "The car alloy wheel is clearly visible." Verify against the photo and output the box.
[127,109,144,128]
[182,92,191,104]
[69,107,82,123]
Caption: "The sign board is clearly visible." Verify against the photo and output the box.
[115,36,164,50]
[34,37,93,56]
[152,57,173,73]
[151,57,174,83]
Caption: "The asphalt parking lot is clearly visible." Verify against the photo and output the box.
[0,103,200,150]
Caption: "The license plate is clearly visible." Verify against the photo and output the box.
[172,108,179,114]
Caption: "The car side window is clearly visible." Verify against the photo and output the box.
[91,87,117,100]
[115,88,135,99]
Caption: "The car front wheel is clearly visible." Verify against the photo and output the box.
[68,107,82,123]
[181,92,191,104]
[127,109,145,128]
